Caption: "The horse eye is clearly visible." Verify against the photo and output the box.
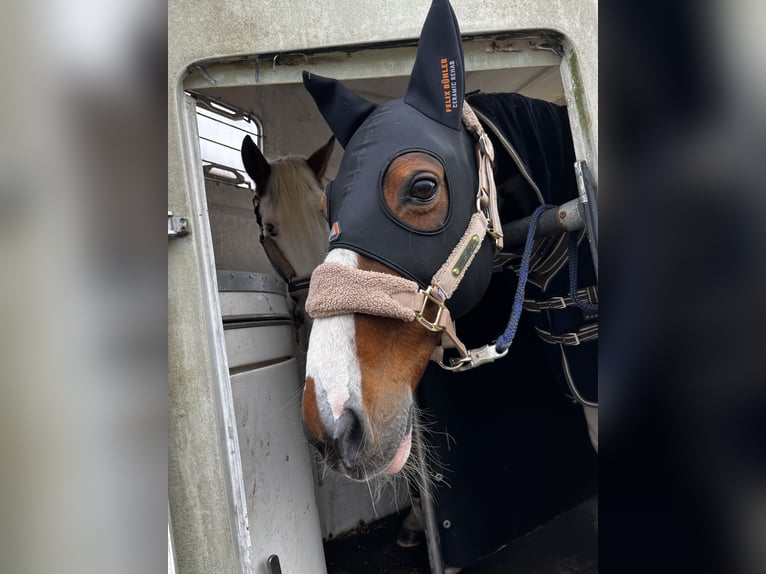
[265,223,278,237]
[409,178,438,203]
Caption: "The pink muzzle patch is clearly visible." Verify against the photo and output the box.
[384,430,412,475]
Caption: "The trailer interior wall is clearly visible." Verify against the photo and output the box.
[169,1,597,572]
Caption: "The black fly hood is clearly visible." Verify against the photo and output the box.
[303,0,494,319]
[316,97,492,318]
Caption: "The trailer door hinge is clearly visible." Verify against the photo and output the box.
[168,211,190,238]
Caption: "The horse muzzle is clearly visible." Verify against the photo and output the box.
[302,385,413,481]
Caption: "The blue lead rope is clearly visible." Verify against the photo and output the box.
[495,204,555,352]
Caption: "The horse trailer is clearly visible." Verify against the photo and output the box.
[168,1,597,572]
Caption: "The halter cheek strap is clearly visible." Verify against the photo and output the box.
[463,102,503,252]
[261,235,297,282]
[255,200,312,295]
[305,102,503,367]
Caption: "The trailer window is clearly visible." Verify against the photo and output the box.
[189,92,262,189]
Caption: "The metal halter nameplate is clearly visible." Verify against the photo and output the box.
[451,234,480,277]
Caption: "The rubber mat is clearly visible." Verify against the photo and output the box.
[324,497,597,573]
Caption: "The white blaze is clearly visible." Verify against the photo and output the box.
[304,249,361,422]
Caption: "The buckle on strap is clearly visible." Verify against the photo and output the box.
[561,332,581,346]
[534,324,598,346]
[438,343,508,372]
[415,286,447,332]
[546,296,568,310]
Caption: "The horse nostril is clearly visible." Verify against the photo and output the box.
[332,408,366,469]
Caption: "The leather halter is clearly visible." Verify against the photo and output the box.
[305,102,504,367]
[253,199,312,295]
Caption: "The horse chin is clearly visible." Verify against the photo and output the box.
[337,430,412,481]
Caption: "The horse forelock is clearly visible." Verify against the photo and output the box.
[262,157,325,223]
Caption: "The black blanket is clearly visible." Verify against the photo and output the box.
[415,92,598,568]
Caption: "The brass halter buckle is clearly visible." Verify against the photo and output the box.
[415,286,447,332]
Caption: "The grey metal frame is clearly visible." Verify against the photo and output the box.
[181,93,254,570]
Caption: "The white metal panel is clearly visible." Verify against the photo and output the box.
[224,325,294,369]
[231,359,326,574]
[219,291,290,319]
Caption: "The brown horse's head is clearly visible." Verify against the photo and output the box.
[301,152,452,480]
[300,0,495,480]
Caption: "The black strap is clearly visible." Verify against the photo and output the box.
[534,323,598,346]
[523,286,598,312]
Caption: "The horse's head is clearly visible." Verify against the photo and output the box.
[300,0,496,480]
[241,135,335,285]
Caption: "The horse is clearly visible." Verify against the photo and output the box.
[299,0,598,569]
[242,120,445,555]
[240,134,335,308]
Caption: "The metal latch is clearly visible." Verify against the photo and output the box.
[168,211,189,238]
[438,343,509,372]
[574,161,598,279]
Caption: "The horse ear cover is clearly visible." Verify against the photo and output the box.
[404,0,465,131]
[300,0,492,318]
[302,71,377,148]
